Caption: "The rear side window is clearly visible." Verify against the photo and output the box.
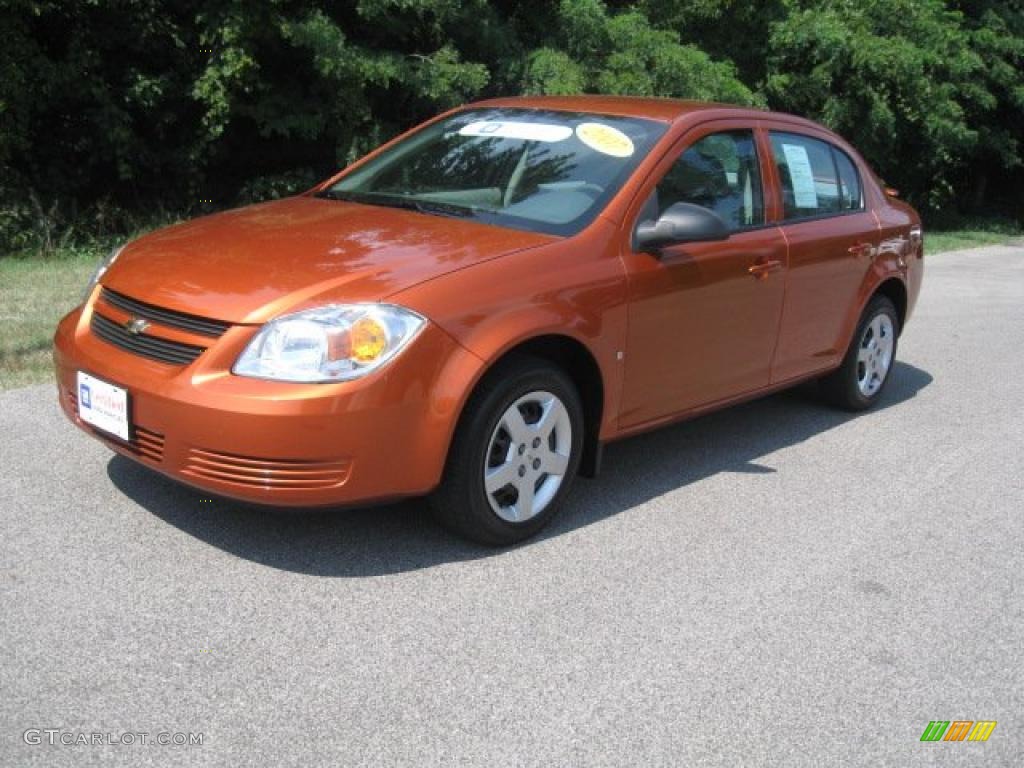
[652,130,764,231]
[769,132,862,220]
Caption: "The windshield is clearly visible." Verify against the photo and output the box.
[321,108,667,236]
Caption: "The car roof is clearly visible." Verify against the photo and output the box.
[466,95,823,132]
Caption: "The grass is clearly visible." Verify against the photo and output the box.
[925,229,1020,253]
[0,220,1021,390]
[0,254,98,389]
[925,216,1022,253]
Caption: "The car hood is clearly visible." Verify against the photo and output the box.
[102,196,554,324]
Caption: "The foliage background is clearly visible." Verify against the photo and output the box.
[1,0,1021,255]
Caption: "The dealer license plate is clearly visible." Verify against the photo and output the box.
[77,371,130,441]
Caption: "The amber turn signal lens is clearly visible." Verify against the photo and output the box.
[350,317,388,362]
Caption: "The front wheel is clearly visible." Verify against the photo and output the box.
[430,356,584,546]
[820,295,900,411]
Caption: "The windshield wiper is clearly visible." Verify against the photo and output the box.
[319,189,474,219]
[379,197,475,219]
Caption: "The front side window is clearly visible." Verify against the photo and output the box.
[322,108,667,236]
[770,132,863,219]
[648,130,764,231]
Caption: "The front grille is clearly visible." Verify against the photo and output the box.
[182,448,351,490]
[100,287,230,338]
[67,388,165,462]
[91,312,206,366]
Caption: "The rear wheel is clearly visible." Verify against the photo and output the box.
[430,356,583,546]
[820,295,899,411]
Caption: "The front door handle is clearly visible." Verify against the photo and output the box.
[748,259,782,279]
[848,241,874,257]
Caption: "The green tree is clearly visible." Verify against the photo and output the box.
[640,0,787,85]
[1,0,1021,250]
[955,0,1024,214]
[522,0,758,105]
[764,0,1020,214]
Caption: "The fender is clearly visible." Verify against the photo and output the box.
[392,223,630,458]
[836,245,909,358]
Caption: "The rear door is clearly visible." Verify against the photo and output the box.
[618,122,788,429]
[766,129,880,382]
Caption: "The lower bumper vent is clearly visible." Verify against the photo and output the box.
[182,448,351,490]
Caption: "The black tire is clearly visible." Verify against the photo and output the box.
[820,295,900,411]
[429,354,584,546]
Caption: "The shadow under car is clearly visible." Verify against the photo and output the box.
[107,361,933,577]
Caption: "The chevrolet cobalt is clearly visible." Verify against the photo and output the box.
[55,96,923,544]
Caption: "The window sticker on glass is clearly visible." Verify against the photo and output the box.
[782,143,818,209]
[575,123,635,157]
[457,121,573,142]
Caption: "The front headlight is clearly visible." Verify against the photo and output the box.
[233,304,426,383]
[83,245,124,300]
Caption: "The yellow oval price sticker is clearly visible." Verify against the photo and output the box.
[575,122,635,158]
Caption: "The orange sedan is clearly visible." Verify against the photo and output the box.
[54,96,923,544]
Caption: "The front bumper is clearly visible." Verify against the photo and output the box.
[53,299,480,507]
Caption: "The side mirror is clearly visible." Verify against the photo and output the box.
[634,202,730,252]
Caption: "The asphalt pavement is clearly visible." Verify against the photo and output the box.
[1,244,1022,766]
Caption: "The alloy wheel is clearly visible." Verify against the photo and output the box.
[483,390,572,523]
[856,313,895,397]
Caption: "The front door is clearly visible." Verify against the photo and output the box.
[619,126,788,429]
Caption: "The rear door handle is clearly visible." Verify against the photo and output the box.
[848,242,874,257]
[748,259,782,279]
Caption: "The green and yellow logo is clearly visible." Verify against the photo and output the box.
[920,721,997,742]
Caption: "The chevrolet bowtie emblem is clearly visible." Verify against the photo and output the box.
[124,317,150,335]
